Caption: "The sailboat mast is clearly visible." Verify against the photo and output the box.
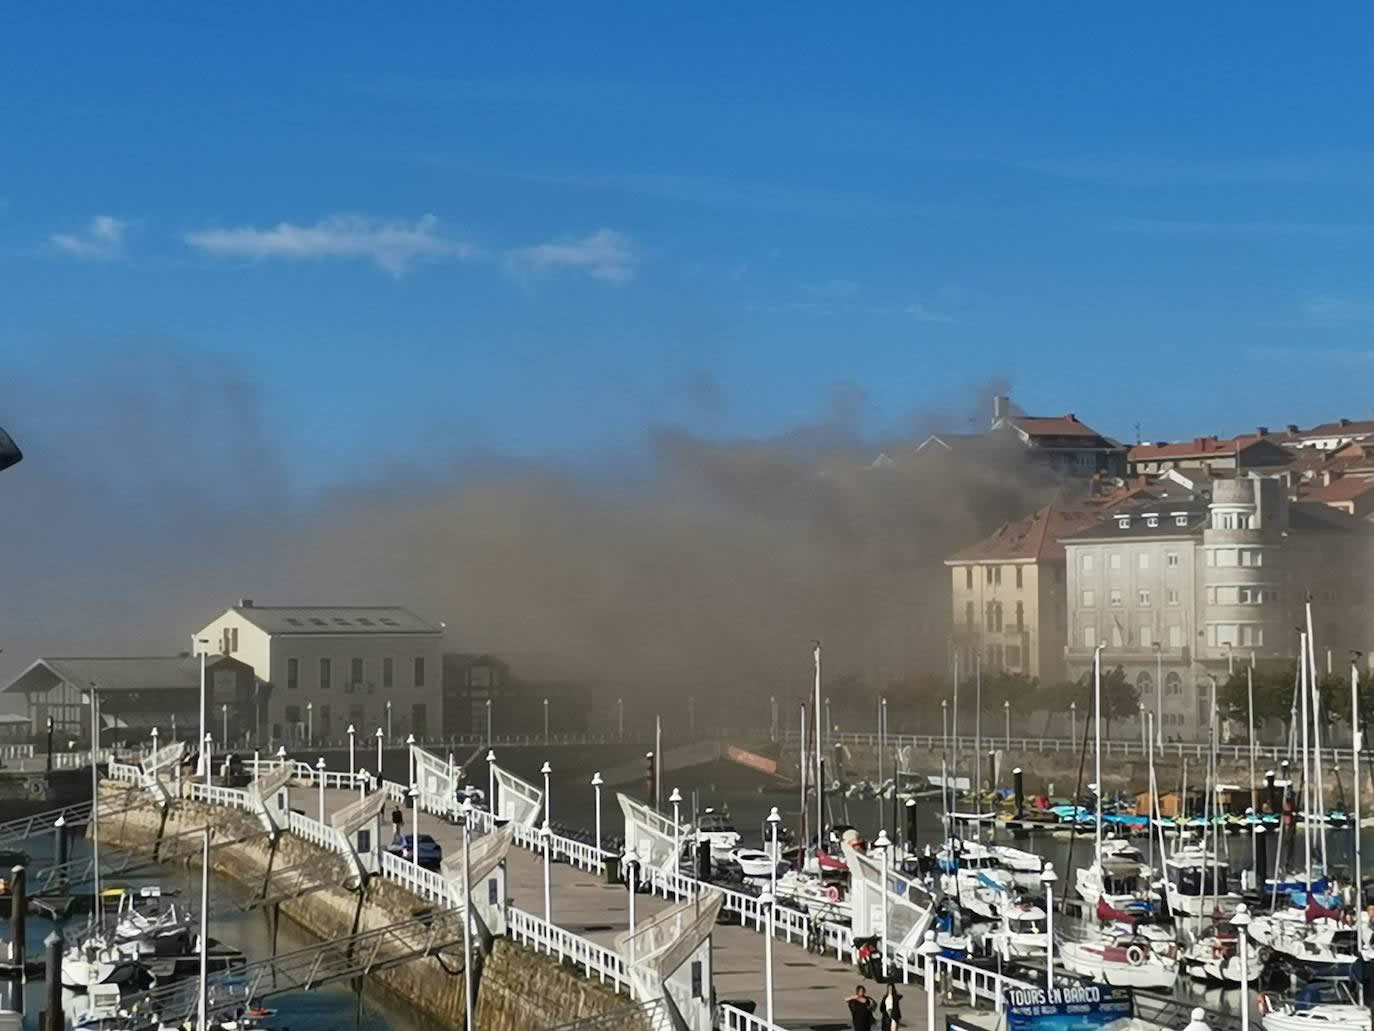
[799,703,808,853]
[198,825,209,1031]
[1305,607,1329,870]
[1094,645,1103,856]
[1352,658,1363,925]
[1248,663,1258,816]
[813,642,823,855]
[975,656,982,819]
[1301,630,1312,891]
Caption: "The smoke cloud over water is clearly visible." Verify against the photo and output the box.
[1,348,1055,719]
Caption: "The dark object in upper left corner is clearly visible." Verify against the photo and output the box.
[0,426,20,473]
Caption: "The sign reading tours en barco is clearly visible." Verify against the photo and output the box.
[1004,985,1133,1031]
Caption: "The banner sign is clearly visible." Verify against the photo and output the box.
[1005,986,1132,1031]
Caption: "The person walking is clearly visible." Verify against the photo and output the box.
[391,805,404,840]
[879,984,902,1031]
[846,985,876,1031]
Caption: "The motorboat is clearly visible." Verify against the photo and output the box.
[935,839,1016,920]
[1247,902,1359,977]
[1056,923,1179,988]
[696,809,742,859]
[1164,844,1241,918]
[1259,981,1371,1031]
[773,869,851,923]
[988,844,1044,890]
[1074,838,1159,916]
[986,900,1049,961]
[1180,922,1261,984]
[729,847,781,880]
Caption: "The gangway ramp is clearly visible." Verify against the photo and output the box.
[130,907,469,1027]
[30,824,269,893]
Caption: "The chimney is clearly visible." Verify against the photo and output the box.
[239,598,254,608]
[1286,424,1299,434]
[1256,426,1269,437]
[1066,413,1078,422]
[993,394,1009,423]
[1340,418,1352,427]
[1194,437,1207,450]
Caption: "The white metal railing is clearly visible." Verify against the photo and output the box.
[508,906,630,994]
[510,822,607,875]
[244,758,367,790]
[108,760,141,783]
[719,1003,788,1031]
[287,809,336,850]
[0,744,34,759]
[380,849,449,904]
[190,783,249,809]
[784,729,1324,763]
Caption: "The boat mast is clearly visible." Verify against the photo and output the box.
[1300,629,1312,892]
[813,642,823,857]
[1306,605,1329,872]
[799,702,808,858]
[1352,657,1363,925]
[975,655,982,820]
[1248,661,1258,817]
[1094,644,1103,859]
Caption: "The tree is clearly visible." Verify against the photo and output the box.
[1218,660,1349,742]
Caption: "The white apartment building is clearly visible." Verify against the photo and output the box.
[193,601,444,743]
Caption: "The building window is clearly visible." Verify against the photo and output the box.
[1137,670,1153,693]
[383,657,393,689]
[1139,625,1153,648]
[1083,625,1096,648]
[1166,552,1179,567]
[1138,553,1149,570]
[1116,516,1130,529]
[1111,624,1124,647]
[1175,515,1188,527]
[351,657,364,688]
[1167,589,1180,605]
[1166,671,1182,695]
[1216,549,1238,567]
[1168,625,1183,648]
[1146,516,1158,528]
[414,657,426,688]
[1109,589,1123,607]
[965,567,973,590]
[1110,553,1122,571]
[1138,589,1151,606]
[1015,601,1024,631]
[1005,645,1021,668]
[986,567,994,585]
[1015,566,1023,589]
[965,601,975,627]
[1082,589,1095,608]
[285,704,301,724]
[286,658,298,691]
[319,658,331,691]
[1240,625,1265,646]
[1207,624,1239,647]
[1082,553,1094,573]
[230,627,239,652]
[994,566,1003,586]
[1240,549,1264,567]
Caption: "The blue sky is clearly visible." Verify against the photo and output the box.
[8,4,1374,487]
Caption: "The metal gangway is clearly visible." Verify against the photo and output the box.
[127,907,469,1027]
[0,796,121,849]
[29,824,269,894]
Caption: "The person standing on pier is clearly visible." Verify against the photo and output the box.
[391,805,403,839]
[846,986,876,1031]
[879,984,902,1031]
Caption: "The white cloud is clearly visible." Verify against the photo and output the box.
[507,228,637,284]
[51,215,127,259]
[184,214,474,276]
[905,301,955,324]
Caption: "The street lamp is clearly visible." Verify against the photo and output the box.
[1003,699,1010,753]
[1233,903,1251,1031]
[941,698,948,757]
[542,820,552,923]
[409,784,421,875]
[543,698,549,744]
[375,727,383,779]
[406,733,416,790]
[624,846,638,931]
[541,761,552,827]
[221,703,228,748]
[1040,862,1057,989]
[46,716,54,773]
[386,700,392,740]
[485,697,492,747]
[617,697,624,740]
[592,772,604,855]
[766,806,781,897]
[316,757,326,825]
[1138,702,1146,757]
[874,828,891,978]
[196,638,209,779]
[669,788,682,861]
[347,724,356,783]
[919,929,941,1031]
[306,702,313,747]
[1069,701,1077,751]
[460,798,475,1031]
[760,890,776,1025]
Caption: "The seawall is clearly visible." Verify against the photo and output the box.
[93,782,633,1030]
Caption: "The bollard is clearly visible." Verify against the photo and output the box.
[1013,768,1025,817]
[43,931,61,1031]
[1266,770,1278,815]
[905,797,917,848]
[9,866,26,1002]
[1255,825,1268,889]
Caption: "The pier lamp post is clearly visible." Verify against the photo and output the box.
[375,727,383,779]
[306,702,313,747]
[918,930,940,1031]
[204,733,213,783]
[874,829,891,978]
[760,890,776,1025]
[46,716,54,773]
[409,784,422,875]
[406,733,416,789]
[767,807,781,897]
[485,697,492,748]
[592,772,604,855]
[617,697,624,741]
[487,750,497,820]
[221,703,228,749]
[386,700,393,740]
[1040,862,1057,990]
[197,638,208,778]
[275,744,287,771]
[357,767,368,804]
[347,725,356,783]
[541,761,552,827]
[542,819,552,923]
[543,698,550,744]
[316,758,326,825]
[1069,702,1077,752]
[1003,699,1011,753]
[669,789,682,860]
[460,798,475,1031]
[1233,903,1251,1031]
[151,725,159,760]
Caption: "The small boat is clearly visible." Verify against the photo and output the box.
[1165,844,1241,918]
[986,901,1049,961]
[1259,981,1371,1031]
[695,809,741,859]
[1057,924,1179,988]
[1247,901,1359,977]
[728,848,780,880]
[1074,838,1159,915]
[1180,922,1261,984]
[774,869,851,922]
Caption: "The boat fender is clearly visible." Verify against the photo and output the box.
[1126,945,1145,966]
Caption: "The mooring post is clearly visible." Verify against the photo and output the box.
[9,865,27,1005]
[53,816,68,891]
[43,931,61,1030]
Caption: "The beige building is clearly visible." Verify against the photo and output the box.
[945,504,1099,682]
[193,601,444,744]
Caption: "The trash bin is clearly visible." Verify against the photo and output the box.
[603,853,621,885]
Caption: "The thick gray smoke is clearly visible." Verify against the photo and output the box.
[1,347,1055,720]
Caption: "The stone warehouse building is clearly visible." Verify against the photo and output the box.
[193,601,445,743]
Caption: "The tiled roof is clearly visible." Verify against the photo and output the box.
[231,605,441,635]
[946,504,1101,564]
[1009,415,1105,439]
[1061,498,1212,542]
[1301,419,1374,438]
[1299,477,1374,503]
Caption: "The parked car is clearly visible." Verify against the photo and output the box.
[387,833,443,870]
